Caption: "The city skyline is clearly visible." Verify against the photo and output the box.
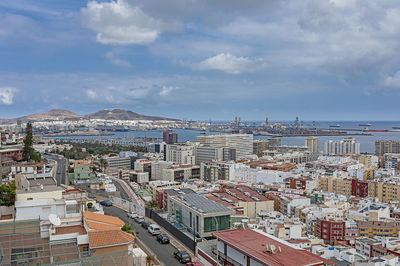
[1,0,400,120]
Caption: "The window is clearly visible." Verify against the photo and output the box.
[190,212,192,228]
[82,246,90,256]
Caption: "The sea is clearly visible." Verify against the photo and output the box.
[54,121,400,154]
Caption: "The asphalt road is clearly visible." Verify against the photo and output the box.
[44,154,67,186]
[103,205,181,266]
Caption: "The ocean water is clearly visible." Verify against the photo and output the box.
[54,121,400,154]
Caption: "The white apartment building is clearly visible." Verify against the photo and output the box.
[196,134,253,159]
[165,144,195,165]
[324,138,360,155]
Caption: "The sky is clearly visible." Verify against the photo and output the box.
[1,0,400,121]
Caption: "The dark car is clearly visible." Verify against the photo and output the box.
[173,250,191,264]
[141,221,151,229]
[156,234,170,244]
[100,200,112,207]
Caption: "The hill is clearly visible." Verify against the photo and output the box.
[83,109,178,121]
[0,109,178,124]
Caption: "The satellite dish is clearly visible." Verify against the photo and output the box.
[49,214,61,226]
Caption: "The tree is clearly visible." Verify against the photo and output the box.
[100,159,108,173]
[87,202,93,209]
[0,182,16,206]
[22,123,33,162]
[146,200,159,210]
[121,224,132,233]
[22,123,41,162]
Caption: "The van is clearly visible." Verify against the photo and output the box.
[148,224,161,235]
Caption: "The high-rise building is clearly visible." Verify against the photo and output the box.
[375,140,400,156]
[253,138,281,156]
[163,131,178,144]
[197,134,253,159]
[324,137,360,155]
[165,144,195,165]
[305,136,319,153]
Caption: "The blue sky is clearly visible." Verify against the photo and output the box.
[1,0,400,121]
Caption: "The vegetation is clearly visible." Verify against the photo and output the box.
[0,182,16,206]
[87,202,93,209]
[145,200,159,210]
[22,123,41,162]
[121,224,132,233]
[54,141,147,159]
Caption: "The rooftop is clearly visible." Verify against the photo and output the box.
[83,211,125,230]
[175,193,233,214]
[214,228,333,266]
[88,229,134,248]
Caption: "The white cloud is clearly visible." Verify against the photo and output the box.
[0,87,17,105]
[105,52,131,67]
[191,53,266,74]
[86,89,96,99]
[81,0,163,45]
[159,86,177,96]
[384,71,400,89]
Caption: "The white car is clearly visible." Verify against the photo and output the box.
[127,212,137,219]
[148,224,161,235]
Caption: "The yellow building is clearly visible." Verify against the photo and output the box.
[358,221,400,238]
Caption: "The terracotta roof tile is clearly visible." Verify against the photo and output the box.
[88,230,134,248]
[83,211,125,228]
[85,221,122,231]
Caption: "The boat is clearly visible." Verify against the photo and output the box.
[329,124,341,128]
[359,123,372,127]
[363,129,388,132]
[393,127,400,129]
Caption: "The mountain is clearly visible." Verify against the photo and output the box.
[83,109,178,121]
[0,109,80,123]
[0,109,178,124]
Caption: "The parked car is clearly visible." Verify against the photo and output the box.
[100,200,112,207]
[156,234,170,244]
[141,221,151,229]
[127,212,137,219]
[134,216,145,223]
[174,250,191,264]
[148,224,161,235]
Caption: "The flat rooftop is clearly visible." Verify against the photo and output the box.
[176,193,233,214]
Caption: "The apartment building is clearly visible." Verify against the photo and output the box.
[357,221,400,238]
[375,140,400,156]
[200,161,235,183]
[305,136,319,153]
[315,218,346,244]
[196,133,253,159]
[325,138,360,155]
[165,144,195,165]
[105,156,132,169]
[162,165,200,182]
[253,138,281,156]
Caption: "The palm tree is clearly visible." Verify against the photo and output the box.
[145,200,158,210]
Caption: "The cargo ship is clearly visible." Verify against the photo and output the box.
[393,127,400,129]
[363,129,388,132]
[329,124,341,128]
[359,123,372,127]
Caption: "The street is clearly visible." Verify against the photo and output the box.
[104,206,181,266]
[43,154,67,186]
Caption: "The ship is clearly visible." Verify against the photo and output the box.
[329,124,341,128]
[393,127,400,129]
[359,123,372,127]
[363,129,388,132]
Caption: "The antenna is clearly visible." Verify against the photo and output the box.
[49,214,61,226]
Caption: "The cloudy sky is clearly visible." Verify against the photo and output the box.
[1,0,400,121]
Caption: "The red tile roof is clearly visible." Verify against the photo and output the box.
[214,229,334,266]
[88,230,134,248]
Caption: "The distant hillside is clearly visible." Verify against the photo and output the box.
[0,109,80,124]
[83,109,178,121]
[0,108,178,124]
